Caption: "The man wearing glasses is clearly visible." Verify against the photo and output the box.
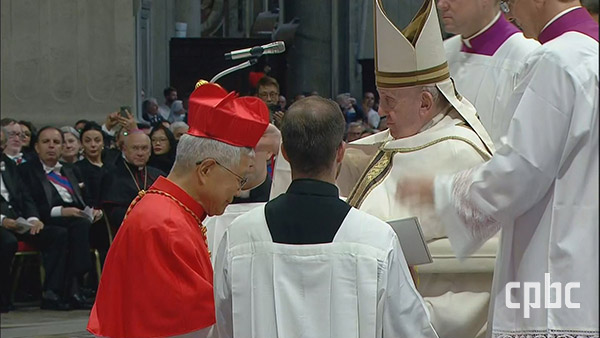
[88,82,269,338]
[256,76,286,128]
[439,0,539,146]
[0,118,27,165]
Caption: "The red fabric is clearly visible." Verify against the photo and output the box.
[249,71,265,88]
[17,241,38,252]
[88,176,214,338]
[187,83,269,148]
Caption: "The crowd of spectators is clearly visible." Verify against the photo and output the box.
[253,76,384,142]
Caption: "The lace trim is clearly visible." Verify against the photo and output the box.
[452,167,502,241]
[493,329,600,338]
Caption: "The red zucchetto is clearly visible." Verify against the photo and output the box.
[187,82,269,148]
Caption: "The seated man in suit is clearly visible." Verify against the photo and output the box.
[19,126,101,309]
[100,130,164,231]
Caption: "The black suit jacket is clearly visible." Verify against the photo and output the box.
[1,153,40,220]
[100,156,164,228]
[18,159,86,223]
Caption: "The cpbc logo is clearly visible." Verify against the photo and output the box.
[505,273,580,318]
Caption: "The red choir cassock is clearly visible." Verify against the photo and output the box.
[88,82,269,338]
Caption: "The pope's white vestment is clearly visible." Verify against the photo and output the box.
[434,7,599,337]
[341,108,495,338]
[444,13,539,146]
[213,205,439,338]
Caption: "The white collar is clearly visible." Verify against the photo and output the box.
[542,6,581,31]
[6,152,23,161]
[42,160,63,174]
[122,153,145,171]
[462,12,502,48]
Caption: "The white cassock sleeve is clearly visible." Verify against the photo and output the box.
[213,231,233,338]
[434,47,585,258]
[381,236,440,337]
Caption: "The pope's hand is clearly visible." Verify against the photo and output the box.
[396,177,435,207]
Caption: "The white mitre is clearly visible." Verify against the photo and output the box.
[374,0,494,153]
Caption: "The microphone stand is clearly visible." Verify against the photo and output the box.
[210,58,259,83]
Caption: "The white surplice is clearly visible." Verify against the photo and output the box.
[435,25,599,338]
[213,205,439,338]
[204,202,265,266]
[445,13,539,146]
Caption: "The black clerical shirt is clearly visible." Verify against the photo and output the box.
[265,179,351,244]
[232,174,272,204]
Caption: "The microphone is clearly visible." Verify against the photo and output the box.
[224,41,286,60]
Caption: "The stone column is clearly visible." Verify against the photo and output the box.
[282,0,332,99]
[174,0,202,37]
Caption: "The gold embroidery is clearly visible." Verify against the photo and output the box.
[347,135,492,208]
[347,150,394,208]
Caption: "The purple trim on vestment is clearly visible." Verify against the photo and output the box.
[461,15,520,56]
[538,8,599,44]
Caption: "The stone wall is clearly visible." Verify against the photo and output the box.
[1,0,136,127]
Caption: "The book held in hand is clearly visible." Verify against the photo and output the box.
[387,217,433,265]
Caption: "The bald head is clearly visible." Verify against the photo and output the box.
[123,130,151,167]
[256,123,281,155]
[281,96,346,177]
[242,124,281,189]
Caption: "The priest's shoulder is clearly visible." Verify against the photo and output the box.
[504,32,539,56]
[225,204,269,244]
[443,34,462,52]
[343,207,399,248]
[526,33,597,73]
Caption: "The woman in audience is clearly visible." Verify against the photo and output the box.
[148,124,176,173]
[19,120,37,161]
[75,122,114,251]
[75,122,108,208]
[60,126,82,164]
